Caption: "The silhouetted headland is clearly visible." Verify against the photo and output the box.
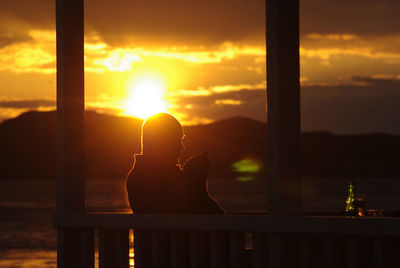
[1,110,400,180]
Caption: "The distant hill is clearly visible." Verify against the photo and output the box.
[0,110,399,179]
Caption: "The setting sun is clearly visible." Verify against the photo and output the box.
[123,75,168,119]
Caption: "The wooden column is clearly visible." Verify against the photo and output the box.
[56,0,90,267]
[266,0,301,266]
[266,1,301,266]
[266,0,301,216]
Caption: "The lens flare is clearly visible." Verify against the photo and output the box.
[232,159,261,173]
[232,158,262,182]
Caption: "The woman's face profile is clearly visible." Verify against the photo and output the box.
[163,136,185,164]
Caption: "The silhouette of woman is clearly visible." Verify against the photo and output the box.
[126,112,224,214]
[126,112,186,213]
[126,113,224,268]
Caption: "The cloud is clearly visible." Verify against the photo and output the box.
[0,0,265,46]
[351,75,400,87]
[86,40,265,72]
[301,76,400,134]
[0,97,56,123]
[170,76,400,133]
[300,47,400,62]
[84,0,265,46]
[1,0,399,78]
[170,88,267,124]
[301,0,400,37]
[0,1,54,32]
[306,34,359,41]
[1,75,400,134]
[0,34,32,48]
[1,0,400,134]
[1,0,399,51]
[0,30,55,73]
[214,99,242,105]
[2,0,400,46]
[0,98,55,109]
[0,29,266,75]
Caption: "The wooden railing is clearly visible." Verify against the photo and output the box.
[54,214,400,268]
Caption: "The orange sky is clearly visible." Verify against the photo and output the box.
[1,0,400,133]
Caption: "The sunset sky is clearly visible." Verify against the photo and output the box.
[1,0,400,133]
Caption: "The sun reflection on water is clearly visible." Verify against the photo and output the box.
[129,229,135,267]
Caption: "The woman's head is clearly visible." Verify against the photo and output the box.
[141,113,184,164]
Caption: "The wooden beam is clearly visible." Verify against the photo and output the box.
[54,214,400,236]
[266,0,301,216]
[56,0,88,267]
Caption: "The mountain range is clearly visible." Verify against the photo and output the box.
[0,111,399,180]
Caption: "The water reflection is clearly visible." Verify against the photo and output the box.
[129,229,135,267]
[0,249,57,268]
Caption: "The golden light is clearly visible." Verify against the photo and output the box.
[123,74,168,119]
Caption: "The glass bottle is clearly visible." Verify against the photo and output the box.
[345,180,357,216]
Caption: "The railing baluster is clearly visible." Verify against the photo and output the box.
[171,231,189,268]
[348,236,373,268]
[300,236,309,268]
[323,236,333,268]
[151,231,160,268]
[116,229,130,268]
[151,230,170,268]
[346,236,362,268]
[190,231,209,268]
[210,231,229,268]
[268,234,281,268]
[99,229,129,268]
[229,232,246,268]
[85,229,95,268]
[252,233,268,268]
[210,232,218,268]
[373,237,384,268]
[190,232,198,268]
[78,228,94,268]
[133,230,151,268]
[171,231,178,268]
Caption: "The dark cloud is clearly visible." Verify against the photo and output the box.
[84,0,265,46]
[176,76,400,134]
[2,0,398,47]
[0,34,32,48]
[179,89,265,106]
[301,0,400,36]
[352,76,400,88]
[176,89,267,122]
[0,0,265,46]
[86,106,121,116]
[0,99,55,109]
[301,76,400,134]
[0,1,54,30]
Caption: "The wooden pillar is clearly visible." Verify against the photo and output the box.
[266,0,301,216]
[56,0,90,267]
[266,0,301,266]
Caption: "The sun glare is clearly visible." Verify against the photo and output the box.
[123,75,167,119]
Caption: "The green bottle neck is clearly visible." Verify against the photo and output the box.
[348,181,355,195]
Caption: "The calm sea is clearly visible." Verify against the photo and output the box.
[1,177,399,267]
